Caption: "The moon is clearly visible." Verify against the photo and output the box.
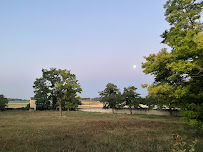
[133,65,136,69]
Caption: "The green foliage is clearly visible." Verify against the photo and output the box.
[8,98,27,101]
[143,49,174,83]
[99,83,121,113]
[91,97,101,101]
[172,137,198,152]
[141,84,148,88]
[33,69,55,110]
[141,96,158,110]
[33,68,82,114]
[64,96,81,111]
[122,86,140,114]
[142,0,203,127]
[0,94,8,111]
[26,103,30,110]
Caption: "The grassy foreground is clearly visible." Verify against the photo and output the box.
[0,111,202,152]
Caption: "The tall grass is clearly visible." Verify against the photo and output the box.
[0,111,202,152]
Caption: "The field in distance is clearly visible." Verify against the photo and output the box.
[78,100,103,108]
[0,111,202,152]
[7,100,29,108]
[6,100,102,109]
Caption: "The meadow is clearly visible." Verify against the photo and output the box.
[0,111,202,152]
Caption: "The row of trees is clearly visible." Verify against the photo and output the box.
[99,83,178,115]
[99,83,141,114]
[33,68,82,116]
[142,0,203,128]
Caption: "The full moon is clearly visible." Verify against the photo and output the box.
[133,65,136,69]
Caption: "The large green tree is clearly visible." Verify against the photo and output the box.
[99,83,121,114]
[53,69,82,116]
[33,68,60,110]
[33,68,82,116]
[142,0,203,127]
[0,94,8,111]
[33,77,51,110]
[122,86,140,114]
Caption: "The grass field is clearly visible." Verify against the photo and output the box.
[6,100,101,109]
[0,111,202,152]
[7,100,29,108]
[78,100,103,108]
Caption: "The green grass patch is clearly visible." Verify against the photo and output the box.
[0,111,202,152]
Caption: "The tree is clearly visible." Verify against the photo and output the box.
[142,96,158,110]
[122,86,140,114]
[33,77,51,110]
[99,83,121,114]
[53,69,82,116]
[142,0,203,127]
[0,94,8,111]
[65,96,81,111]
[148,83,178,116]
[141,49,180,116]
[33,68,82,116]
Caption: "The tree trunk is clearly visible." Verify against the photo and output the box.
[169,108,172,117]
[58,99,62,116]
[112,108,115,114]
[129,106,132,114]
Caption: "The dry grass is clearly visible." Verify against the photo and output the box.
[0,111,202,152]
[7,103,28,108]
[78,100,103,108]
[7,101,29,108]
[6,100,102,109]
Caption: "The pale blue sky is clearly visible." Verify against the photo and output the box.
[0,0,169,99]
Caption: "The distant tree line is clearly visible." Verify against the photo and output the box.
[81,97,101,101]
[8,98,28,101]
[91,97,101,101]
[99,83,156,114]
[99,83,185,115]
[81,98,91,101]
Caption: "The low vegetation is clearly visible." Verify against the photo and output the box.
[0,111,202,152]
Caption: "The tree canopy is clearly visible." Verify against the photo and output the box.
[142,0,203,127]
[99,83,121,113]
[33,68,82,116]
[122,86,140,114]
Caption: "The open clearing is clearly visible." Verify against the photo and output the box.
[0,111,202,152]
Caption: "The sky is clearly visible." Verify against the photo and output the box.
[0,0,169,99]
